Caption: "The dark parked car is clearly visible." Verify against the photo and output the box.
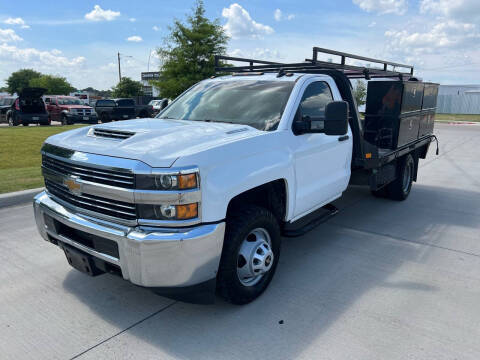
[95,98,136,122]
[0,96,16,123]
[94,98,154,122]
[44,95,98,125]
[6,88,50,126]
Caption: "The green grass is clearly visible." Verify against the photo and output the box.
[0,125,86,194]
[435,113,480,122]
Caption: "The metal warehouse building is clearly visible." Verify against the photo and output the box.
[437,85,480,114]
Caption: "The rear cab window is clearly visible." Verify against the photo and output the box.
[97,100,116,107]
[116,99,135,107]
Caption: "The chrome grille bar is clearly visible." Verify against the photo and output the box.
[45,180,137,220]
[42,155,134,188]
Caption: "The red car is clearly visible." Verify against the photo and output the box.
[44,95,98,125]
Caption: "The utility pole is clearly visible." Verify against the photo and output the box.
[117,52,122,82]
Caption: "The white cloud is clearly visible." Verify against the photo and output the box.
[368,21,377,27]
[385,20,480,55]
[0,43,85,68]
[420,0,480,23]
[129,18,136,22]
[230,48,282,61]
[222,3,274,39]
[0,28,23,42]
[274,9,296,22]
[84,5,120,22]
[3,17,30,29]
[152,25,160,31]
[126,35,143,42]
[352,0,407,15]
[274,9,282,21]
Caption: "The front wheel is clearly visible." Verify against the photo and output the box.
[387,154,415,201]
[217,205,281,305]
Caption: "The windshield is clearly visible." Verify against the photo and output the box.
[1,98,15,106]
[158,80,294,131]
[58,97,83,105]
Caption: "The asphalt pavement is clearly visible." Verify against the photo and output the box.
[1,123,479,360]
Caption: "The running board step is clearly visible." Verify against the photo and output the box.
[282,204,338,238]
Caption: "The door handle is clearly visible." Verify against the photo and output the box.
[338,135,349,142]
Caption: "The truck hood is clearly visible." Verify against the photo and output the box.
[45,118,262,168]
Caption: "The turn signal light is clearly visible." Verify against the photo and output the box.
[178,174,197,189]
[176,203,198,220]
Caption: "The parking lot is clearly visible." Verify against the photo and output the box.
[1,122,479,359]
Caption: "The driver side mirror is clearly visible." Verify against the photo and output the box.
[324,101,349,136]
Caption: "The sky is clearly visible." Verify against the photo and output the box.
[1,0,479,90]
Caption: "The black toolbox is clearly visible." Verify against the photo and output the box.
[364,80,438,150]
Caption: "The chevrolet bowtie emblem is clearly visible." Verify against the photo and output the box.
[63,176,82,195]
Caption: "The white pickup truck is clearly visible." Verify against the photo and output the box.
[33,48,438,304]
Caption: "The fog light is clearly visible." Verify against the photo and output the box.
[154,205,176,219]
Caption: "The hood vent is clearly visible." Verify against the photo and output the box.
[226,127,248,135]
[89,128,135,140]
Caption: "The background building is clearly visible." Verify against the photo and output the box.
[437,85,480,114]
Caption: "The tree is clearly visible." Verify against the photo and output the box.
[152,0,229,99]
[353,80,367,108]
[29,75,75,95]
[111,77,143,98]
[6,69,42,94]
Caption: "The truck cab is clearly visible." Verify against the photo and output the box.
[33,48,438,304]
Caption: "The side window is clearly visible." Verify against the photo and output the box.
[298,81,333,131]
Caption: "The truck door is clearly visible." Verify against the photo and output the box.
[292,80,352,219]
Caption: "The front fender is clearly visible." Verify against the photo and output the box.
[201,148,295,223]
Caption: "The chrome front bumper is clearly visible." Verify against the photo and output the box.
[33,191,225,288]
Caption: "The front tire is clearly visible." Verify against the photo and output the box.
[217,205,281,305]
[387,154,415,201]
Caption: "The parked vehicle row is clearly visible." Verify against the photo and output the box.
[1,89,160,126]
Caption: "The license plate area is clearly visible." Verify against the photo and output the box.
[60,243,104,276]
[32,117,39,120]
[123,115,128,118]
[83,116,89,120]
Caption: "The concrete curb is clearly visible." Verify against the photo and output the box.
[0,188,44,208]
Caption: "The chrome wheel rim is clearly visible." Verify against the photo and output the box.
[402,160,412,193]
[237,228,274,287]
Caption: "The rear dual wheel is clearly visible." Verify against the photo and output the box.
[372,154,415,201]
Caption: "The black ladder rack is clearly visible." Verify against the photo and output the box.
[215,47,414,80]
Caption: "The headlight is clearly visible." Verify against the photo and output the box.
[136,172,198,190]
[138,203,198,220]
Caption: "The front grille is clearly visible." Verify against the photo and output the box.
[92,128,135,140]
[42,155,134,189]
[45,179,137,220]
[74,109,92,115]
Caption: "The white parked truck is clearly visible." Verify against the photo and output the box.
[33,48,439,304]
